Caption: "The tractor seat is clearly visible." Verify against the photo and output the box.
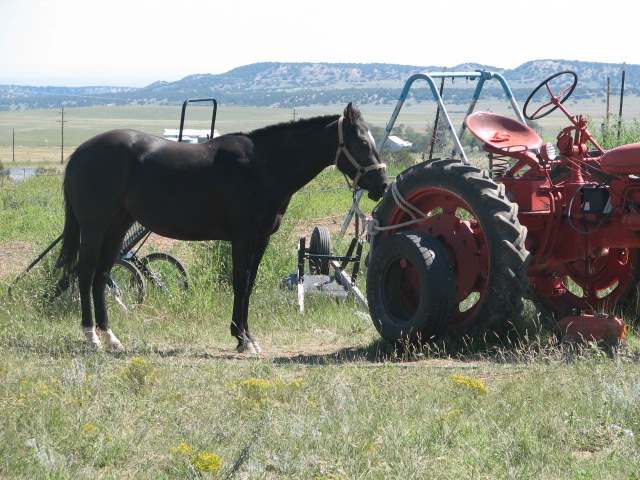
[465,112,542,151]
[601,143,640,175]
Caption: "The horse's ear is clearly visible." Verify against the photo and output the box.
[344,102,360,124]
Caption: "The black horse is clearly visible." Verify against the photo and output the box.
[56,103,388,353]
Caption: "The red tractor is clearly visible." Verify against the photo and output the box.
[366,70,633,345]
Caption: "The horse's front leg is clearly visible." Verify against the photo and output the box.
[231,235,270,354]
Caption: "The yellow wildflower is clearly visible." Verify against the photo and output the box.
[81,423,100,433]
[450,375,488,394]
[172,440,195,456]
[172,440,222,474]
[191,451,222,473]
[240,378,271,389]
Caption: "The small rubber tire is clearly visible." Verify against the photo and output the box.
[309,226,332,275]
[367,231,455,346]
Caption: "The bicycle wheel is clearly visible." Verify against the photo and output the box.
[108,259,146,310]
[140,252,189,297]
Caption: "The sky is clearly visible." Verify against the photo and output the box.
[1,0,637,87]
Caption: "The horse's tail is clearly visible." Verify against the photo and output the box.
[55,179,80,279]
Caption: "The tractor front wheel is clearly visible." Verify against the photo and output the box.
[370,158,530,336]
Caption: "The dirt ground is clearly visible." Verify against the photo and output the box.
[0,241,38,278]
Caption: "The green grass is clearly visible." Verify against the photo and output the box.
[2,134,640,478]
[2,306,640,479]
[2,349,639,479]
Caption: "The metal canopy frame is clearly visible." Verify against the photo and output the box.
[341,70,527,235]
[377,70,526,164]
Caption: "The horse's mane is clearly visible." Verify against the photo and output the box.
[242,114,341,138]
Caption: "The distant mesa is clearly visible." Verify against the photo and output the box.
[0,60,635,111]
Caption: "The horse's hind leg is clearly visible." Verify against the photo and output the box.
[76,229,106,347]
[92,216,134,349]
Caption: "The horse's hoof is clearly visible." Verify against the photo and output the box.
[237,343,255,354]
[83,327,102,349]
[237,339,262,355]
[250,340,263,354]
[98,328,124,350]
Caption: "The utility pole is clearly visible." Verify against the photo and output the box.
[57,108,67,164]
[606,76,610,124]
[12,128,15,162]
[602,76,611,136]
[292,108,298,121]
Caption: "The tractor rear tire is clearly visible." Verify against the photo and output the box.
[370,158,530,334]
[367,231,455,345]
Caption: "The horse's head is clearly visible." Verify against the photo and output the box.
[335,103,389,201]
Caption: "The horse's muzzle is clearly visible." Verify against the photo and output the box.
[368,182,389,201]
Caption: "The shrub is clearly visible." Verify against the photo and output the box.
[0,159,8,179]
[594,115,640,149]
[380,148,417,171]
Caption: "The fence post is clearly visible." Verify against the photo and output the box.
[57,108,67,164]
[618,62,626,140]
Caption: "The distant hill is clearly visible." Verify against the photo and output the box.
[0,60,635,111]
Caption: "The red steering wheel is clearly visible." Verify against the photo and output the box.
[523,71,578,120]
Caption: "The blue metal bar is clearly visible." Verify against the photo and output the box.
[452,72,528,157]
[378,71,528,163]
[379,72,490,164]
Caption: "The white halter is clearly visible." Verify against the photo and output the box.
[334,116,386,190]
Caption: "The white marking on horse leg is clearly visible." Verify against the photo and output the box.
[97,328,124,350]
[236,339,262,355]
[83,327,102,348]
[237,342,256,354]
[250,339,262,354]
